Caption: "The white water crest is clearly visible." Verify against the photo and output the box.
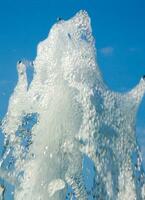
[0,10,145,200]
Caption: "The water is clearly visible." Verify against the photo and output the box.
[0,10,145,200]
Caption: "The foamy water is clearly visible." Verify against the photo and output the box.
[0,10,145,200]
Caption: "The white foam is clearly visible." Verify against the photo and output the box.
[48,179,65,197]
[1,10,145,200]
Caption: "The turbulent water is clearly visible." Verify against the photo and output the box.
[0,10,145,200]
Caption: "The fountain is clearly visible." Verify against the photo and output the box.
[0,10,145,200]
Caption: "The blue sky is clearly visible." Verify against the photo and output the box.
[0,0,145,160]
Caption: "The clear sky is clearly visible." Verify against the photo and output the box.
[0,0,145,161]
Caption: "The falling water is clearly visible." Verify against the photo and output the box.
[0,10,145,200]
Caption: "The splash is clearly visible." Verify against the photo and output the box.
[0,10,145,200]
